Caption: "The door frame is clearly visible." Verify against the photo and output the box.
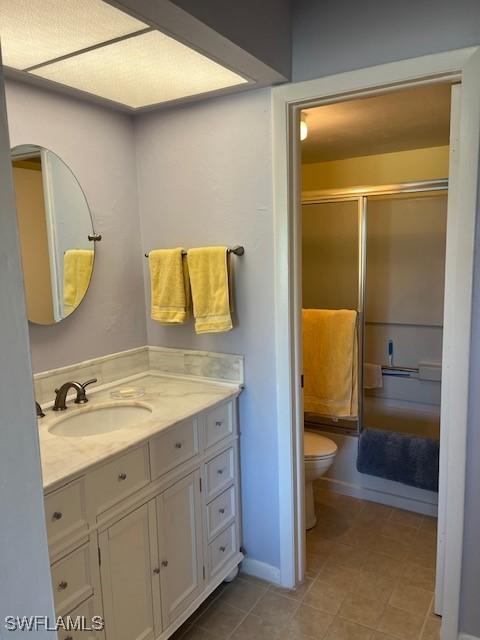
[272,47,480,640]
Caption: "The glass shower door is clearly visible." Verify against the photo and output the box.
[302,198,361,432]
[363,192,447,440]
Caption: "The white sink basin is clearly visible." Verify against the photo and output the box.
[49,402,153,437]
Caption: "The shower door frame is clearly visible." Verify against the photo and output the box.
[302,194,365,433]
[302,180,449,434]
[272,46,480,640]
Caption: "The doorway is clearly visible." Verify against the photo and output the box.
[299,85,450,637]
[272,47,480,640]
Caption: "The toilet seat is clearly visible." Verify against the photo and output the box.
[304,431,337,460]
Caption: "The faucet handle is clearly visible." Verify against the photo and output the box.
[80,378,97,390]
[74,378,97,404]
[35,401,45,418]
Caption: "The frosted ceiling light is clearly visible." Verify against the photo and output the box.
[31,30,249,109]
[0,0,148,70]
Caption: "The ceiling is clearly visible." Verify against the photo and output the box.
[0,0,249,110]
[301,83,452,164]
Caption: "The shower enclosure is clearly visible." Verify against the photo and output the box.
[302,180,447,440]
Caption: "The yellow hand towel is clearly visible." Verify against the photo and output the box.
[149,248,191,324]
[63,249,94,316]
[303,309,358,417]
[187,247,233,334]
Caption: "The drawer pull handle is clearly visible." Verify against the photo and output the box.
[215,420,223,427]
[64,636,73,640]
[217,468,224,475]
[52,511,63,521]
[220,546,226,553]
[174,442,183,449]
[161,560,169,568]
[153,567,160,575]
[219,508,225,515]
[118,472,127,481]
[58,581,68,591]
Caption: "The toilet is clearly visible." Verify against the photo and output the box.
[304,431,338,530]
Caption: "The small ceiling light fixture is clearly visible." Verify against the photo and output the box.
[300,114,308,141]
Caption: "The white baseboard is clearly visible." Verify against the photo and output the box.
[459,634,480,640]
[318,476,438,517]
[240,558,281,585]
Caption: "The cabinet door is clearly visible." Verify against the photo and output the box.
[157,470,204,626]
[99,502,161,640]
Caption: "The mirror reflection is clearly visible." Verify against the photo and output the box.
[11,145,95,325]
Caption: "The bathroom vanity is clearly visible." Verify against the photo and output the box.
[39,372,243,640]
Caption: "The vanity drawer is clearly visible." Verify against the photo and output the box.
[87,446,150,514]
[208,523,236,577]
[207,486,236,540]
[51,544,93,615]
[58,597,102,640]
[150,418,199,479]
[45,479,88,552]
[205,402,234,449]
[205,448,234,500]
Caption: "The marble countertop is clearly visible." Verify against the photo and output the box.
[39,372,242,492]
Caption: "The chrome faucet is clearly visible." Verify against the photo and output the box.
[53,378,97,411]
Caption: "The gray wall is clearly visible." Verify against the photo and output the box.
[171,0,292,79]
[134,89,280,570]
[5,79,147,373]
[0,64,56,637]
[292,0,480,81]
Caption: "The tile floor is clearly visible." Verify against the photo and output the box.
[172,487,440,640]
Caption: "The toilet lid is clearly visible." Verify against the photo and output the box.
[304,431,338,459]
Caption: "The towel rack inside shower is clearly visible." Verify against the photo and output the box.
[144,245,245,258]
[381,365,419,378]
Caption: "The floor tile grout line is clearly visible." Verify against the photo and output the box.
[223,584,300,640]
[418,593,436,640]
[176,585,228,639]
[190,575,272,639]
[178,580,242,639]
[179,493,438,640]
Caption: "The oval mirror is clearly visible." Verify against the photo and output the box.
[11,145,97,325]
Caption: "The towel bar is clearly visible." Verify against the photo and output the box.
[145,245,244,258]
[381,365,419,379]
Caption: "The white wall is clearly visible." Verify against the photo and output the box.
[4,79,147,373]
[0,65,56,637]
[134,89,280,571]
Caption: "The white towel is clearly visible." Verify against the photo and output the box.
[364,363,383,389]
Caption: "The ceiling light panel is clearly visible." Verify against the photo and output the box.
[0,0,148,70]
[30,30,249,108]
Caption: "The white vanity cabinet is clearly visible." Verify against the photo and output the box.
[156,470,204,626]
[43,397,242,640]
[99,502,160,640]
